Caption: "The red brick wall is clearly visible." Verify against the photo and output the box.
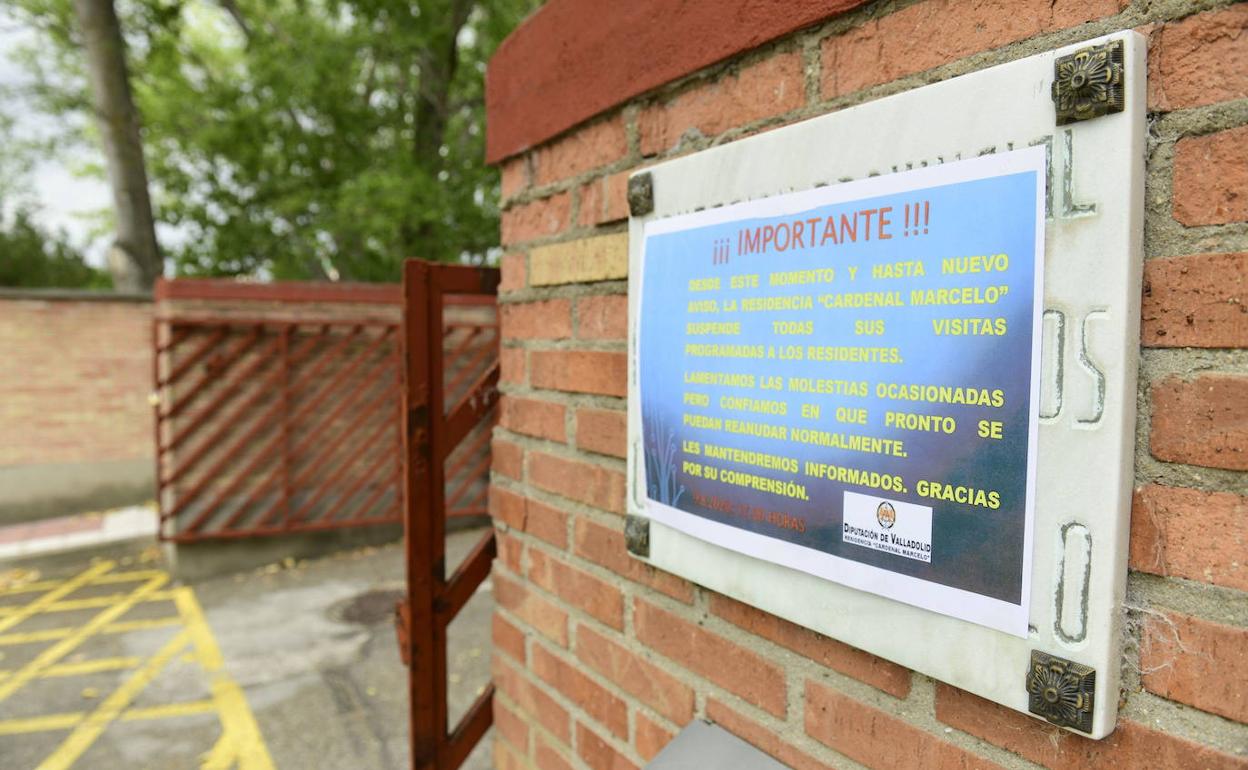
[0,293,153,468]
[487,2,1248,769]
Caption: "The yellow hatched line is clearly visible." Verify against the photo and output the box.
[201,732,238,770]
[176,588,275,770]
[0,590,177,617]
[0,656,140,682]
[0,699,215,736]
[0,562,114,635]
[35,629,191,770]
[0,573,168,704]
[0,616,180,646]
[0,570,165,598]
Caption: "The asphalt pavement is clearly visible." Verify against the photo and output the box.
[0,528,494,770]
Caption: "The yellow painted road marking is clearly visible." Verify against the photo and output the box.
[0,656,141,681]
[0,562,113,635]
[36,628,191,770]
[0,616,181,646]
[0,563,275,769]
[0,589,177,617]
[176,588,275,770]
[0,699,216,735]
[0,573,168,704]
[0,570,164,598]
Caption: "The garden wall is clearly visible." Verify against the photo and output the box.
[0,290,154,523]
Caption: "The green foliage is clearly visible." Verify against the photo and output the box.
[6,0,539,282]
[0,209,112,288]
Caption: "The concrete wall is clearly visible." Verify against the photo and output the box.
[484,2,1247,769]
[0,290,155,523]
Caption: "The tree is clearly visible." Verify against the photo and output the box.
[7,0,540,282]
[0,209,112,289]
[73,0,161,291]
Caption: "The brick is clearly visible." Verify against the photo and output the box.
[528,549,625,630]
[1173,125,1248,226]
[496,531,524,574]
[501,157,529,200]
[500,253,527,292]
[821,0,1123,98]
[491,485,528,530]
[576,722,639,770]
[531,350,627,397]
[935,682,1248,769]
[494,736,528,770]
[1130,484,1246,591]
[494,657,571,743]
[500,395,568,442]
[494,697,531,754]
[478,490,551,547]
[579,178,604,228]
[525,497,570,549]
[574,517,695,603]
[634,711,673,761]
[1142,252,1248,348]
[581,172,634,227]
[535,734,575,770]
[709,594,911,698]
[493,612,527,664]
[500,299,572,341]
[576,408,627,458]
[1148,5,1248,112]
[1141,610,1248,724]
[494,572,569,647]
[707,698,834,770]
[493,436,524,480]
[0,298,154,468]
[529,451,626,513]
[529,233,629,286]
[1151,374,1248,471]
[532,645,629,739]
[808,681,1001,770]
[635,599,787,717]
[576,295,628,340]
[500,347,526,385]
[533,115,628,186]
[501,192,572,245]
[575,623,695,724]
[602,171,631,224]
[640,52,805,156]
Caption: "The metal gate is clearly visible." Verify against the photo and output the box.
[397,260,500,770]
[152,278,495,543]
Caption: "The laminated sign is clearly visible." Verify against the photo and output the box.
[626,31,1145,738]
[637,150,1047,637]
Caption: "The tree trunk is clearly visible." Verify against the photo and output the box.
[73,0,161,291]
[411,0,475,164]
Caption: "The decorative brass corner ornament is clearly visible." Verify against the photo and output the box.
[628,172,655,217]
[1026,651,1095,732]
[1052,40,1125,125]
[624,513,650,557]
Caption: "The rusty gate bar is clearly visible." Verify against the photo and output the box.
[400,259,500,770]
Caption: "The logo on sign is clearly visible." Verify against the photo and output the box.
[842,491,933,563]
[876,502,896,529]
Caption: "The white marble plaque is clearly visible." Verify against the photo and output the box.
[626,31,1145,738]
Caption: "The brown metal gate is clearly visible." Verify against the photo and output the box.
[397,260,500,770]
[152,278,494,543]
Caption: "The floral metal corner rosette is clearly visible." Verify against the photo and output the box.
[1052,40,1125,125]
[1026,650,1095,732]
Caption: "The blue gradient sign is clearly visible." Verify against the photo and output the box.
[637,149,1046,636]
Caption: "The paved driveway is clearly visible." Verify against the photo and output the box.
[0,530,494,769]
